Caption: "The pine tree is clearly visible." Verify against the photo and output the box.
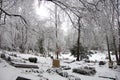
[70,43,87,60]
[37,38,45,54]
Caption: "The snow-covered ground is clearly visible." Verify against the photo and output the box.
[0,50,120,80]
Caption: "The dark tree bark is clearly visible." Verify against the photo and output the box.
[106,34,112,62]
[116,0,120,65]
[118,20,120,65]
[0,0,2,20]
[112,35,119,64]
[76,17,81,61]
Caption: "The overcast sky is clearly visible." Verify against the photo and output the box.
[33,0,71,35]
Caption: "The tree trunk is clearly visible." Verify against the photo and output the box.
[76,17,81,61]
[0,38,1,49]
[76,27,80,61]
[116,0,120,65]
[55,4,59,59]
[112,35,119,64]
[118,20,120,65]
[47,39,50,55]
[0,0,2,20]
[106,34,112,62]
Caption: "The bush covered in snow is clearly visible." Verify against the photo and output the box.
[0,54,6,59]
[73,66,96,75]
[0,53,12,61]
[10,53,17,57]
[46,68,81,80]
[99,61,106,65]
[84,59,90,63]
[7,56,11,61]
[28,57,37,63]
[70,43,88,60]
[57,71,68,77]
